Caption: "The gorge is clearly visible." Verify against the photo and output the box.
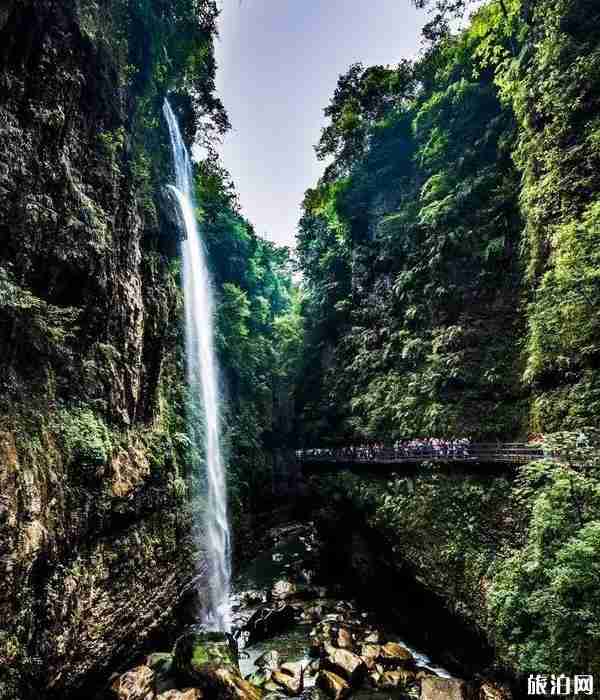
[1,1,600,699]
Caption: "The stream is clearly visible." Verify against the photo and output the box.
[229,520,453,698]
[99,515,513,700]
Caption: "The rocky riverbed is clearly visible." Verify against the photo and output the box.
[104,522,511,700]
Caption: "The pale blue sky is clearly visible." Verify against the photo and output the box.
[214,0,424,248]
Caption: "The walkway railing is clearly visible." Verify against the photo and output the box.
[296,443,546,466]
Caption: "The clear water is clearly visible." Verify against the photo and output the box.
[163,99,232,632]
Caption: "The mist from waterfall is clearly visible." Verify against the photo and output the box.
[163,99,231,632]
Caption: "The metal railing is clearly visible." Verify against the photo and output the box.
[296,443,546,466]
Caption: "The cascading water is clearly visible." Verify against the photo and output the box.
[163,99,231,632]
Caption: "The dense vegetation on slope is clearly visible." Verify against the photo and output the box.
[296,0,600,679]
[296,0,600,442]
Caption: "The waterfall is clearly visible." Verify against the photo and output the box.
[163,99,231,632]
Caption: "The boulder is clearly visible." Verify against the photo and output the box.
[255,651,280,671]
[378,642,414,667]
[241,590,268,606]
[378,671,403,688]
[271,670,301,696]
[322,646,366,686]
[172,631,261,700]
[368,671,381,687]
[156,691,203,700]
[271,581,297,601]
[146,653,176,693]
[421,677,472,700]
[211,668,264,700]
[336,628,352,649]
[173,631,239,681]
[280,662,303,677]
[110,665,155,700]
[360,644,380,669]
[245,671,271,688]
[316,671,350,700]
[306,660,320,678]
[479,681,512,700]
[363,631,379,644]
[271,662,304,696]
[244,604,296,643]
[147,653,174,673]
[378,668,417,690]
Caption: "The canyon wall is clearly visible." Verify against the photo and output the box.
[0,2,216,696]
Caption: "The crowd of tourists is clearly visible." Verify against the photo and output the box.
[297,437,473,462]
[393,437,472,459]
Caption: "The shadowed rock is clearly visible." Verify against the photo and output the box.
[271,580,297,601]
[336,628,352,649]
[421,677,472,700]
[316,670,350,700]
[271,668,302,696]
[110,665,154,700]
[378,642,414,667]
[211,668,265,700]
[322,645,366,686]
[255,651,281,671]
[359,644,380,670]
[173,631,262,700]
[243,604,296,643]
[173,630,239,680]
[478,680,512,700]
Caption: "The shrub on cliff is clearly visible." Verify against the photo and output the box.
[59,407,112,469]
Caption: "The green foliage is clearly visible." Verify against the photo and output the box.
[116,0,229,143]
[297,12,524,442]
[489,437,600,673]
[296,7,600,676]
[59,407,112,468]
[98,127,126,162]
[316,61,415,178]
[313,468,517,646]
[499,0,600,431]
[298,0,600,442]
[0,266,80,383]
[87,0,230,253]
[192,160,302,520]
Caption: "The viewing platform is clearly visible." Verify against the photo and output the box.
[296,443,546,467]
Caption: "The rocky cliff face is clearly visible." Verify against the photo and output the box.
[0,2,199,697]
